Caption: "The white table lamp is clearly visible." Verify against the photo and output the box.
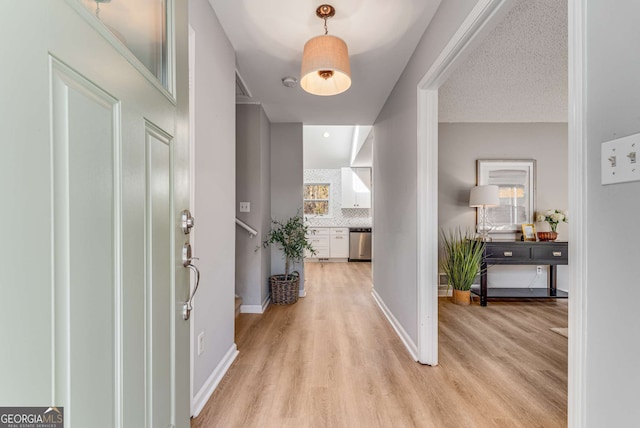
[469,185,500,241]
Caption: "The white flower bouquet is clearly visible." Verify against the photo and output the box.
[536,209,568,233]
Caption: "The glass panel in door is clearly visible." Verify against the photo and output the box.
[81,0,168,88]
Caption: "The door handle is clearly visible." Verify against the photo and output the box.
[182,242,200,321]
[183,263,200,321]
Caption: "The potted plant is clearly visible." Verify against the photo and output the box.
[536,209,568,241]
[261,214,315,305]
[440,228,485,305]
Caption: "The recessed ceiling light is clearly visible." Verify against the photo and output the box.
[323,132,330,138]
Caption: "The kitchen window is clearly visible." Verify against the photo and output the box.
[304,183,330,216]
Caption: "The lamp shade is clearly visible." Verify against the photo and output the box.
[469,185,500,207]
[300,35,351,96]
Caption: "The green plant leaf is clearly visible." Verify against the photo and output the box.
[261,213,316,276]
[440,228,485,291]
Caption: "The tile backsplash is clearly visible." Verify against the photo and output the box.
[304,169,372,228]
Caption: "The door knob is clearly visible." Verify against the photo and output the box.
[180,209,195,234]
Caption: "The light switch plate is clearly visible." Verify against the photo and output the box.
[239,202,250,212]
[601,133,639,185]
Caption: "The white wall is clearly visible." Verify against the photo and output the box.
[373,0,479,346]
[585,1,640,424]
[236,104,271,308]
[439,122,568,290]
[189,0,237,410]
[271,123,305,291]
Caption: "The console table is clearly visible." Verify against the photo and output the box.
[471,241,568,306]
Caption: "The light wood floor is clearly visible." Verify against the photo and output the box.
[192,262,567,428]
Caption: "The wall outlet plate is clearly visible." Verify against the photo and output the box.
[239,202,250,212]
[197,332,205,356]
[601,133,639,185]
[536,266,543,275]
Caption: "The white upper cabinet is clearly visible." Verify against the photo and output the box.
[341,167,371,208]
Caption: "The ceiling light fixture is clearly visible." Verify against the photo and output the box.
[300,4,351,96]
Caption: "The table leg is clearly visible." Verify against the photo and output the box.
[549,265,557,296]
[481,260,488,306]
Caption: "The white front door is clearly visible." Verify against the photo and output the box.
[0,2,190,427]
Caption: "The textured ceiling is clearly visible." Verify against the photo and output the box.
[439,0,568,123]
[209,0,441,124]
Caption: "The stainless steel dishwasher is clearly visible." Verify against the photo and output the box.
[348,227,372,261]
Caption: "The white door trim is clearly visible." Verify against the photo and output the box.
[188,24,197,416]
[567,0,587,426]
[416,0,587,425]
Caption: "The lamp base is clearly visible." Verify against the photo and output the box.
[477,233,492,242]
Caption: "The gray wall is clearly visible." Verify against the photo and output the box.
[236,104,271,307]
[373,0,479,345]
[270,123,305,291]
[189,0,236,398]
[259,109,272,304]
[585,1,640,424]
[439,123,568,290]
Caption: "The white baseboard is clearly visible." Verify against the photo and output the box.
[371,289,419,361]
[241,296,271,314]
[191,343,239,418]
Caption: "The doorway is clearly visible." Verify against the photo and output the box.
[416,0,586,424]
[303,125,374,271]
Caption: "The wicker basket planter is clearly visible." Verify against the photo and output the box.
[269,272,300,305]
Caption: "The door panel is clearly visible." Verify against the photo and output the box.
[52,58,120,426]
[0,2,190,427]
[146,124,174,427]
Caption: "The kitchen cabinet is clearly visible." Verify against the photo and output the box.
[329,228,349,258]
[305,227,350,259]
[305,228,330,258]
[341,167,371,208]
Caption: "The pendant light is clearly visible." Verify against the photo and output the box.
[300,4,351,96]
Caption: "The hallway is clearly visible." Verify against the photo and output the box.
[192,262,567,427]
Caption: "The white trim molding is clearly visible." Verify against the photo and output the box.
[241,296,271,314]
[191,343,239,418]
[371,290,419,362]
[567,0,587,426]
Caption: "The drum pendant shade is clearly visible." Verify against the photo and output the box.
[300,35,351,96]
[300,5,351,96]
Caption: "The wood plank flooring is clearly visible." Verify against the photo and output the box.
[191,262,567,428]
